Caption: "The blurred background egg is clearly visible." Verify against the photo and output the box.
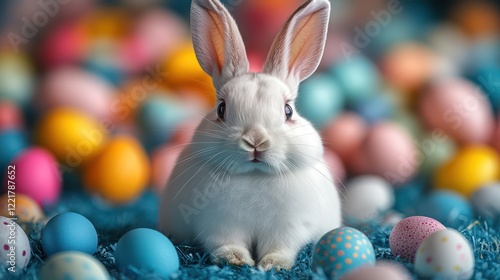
[115,228,179,278]
[414,229,474,280]
[35,109,108,167]
[0,216,31,270]
[342,175,394,224]
[42,212,98,257]
[0,193,44,231]
[389,216,445,261]
[39,251,110,280]
[151,143,184,194]
[38,23,87,68]
[351,94,394,125]
[470,182,500,221]
[296,75,344,130]
[323,148,346,183]
[0,129,28,172]
[313,227,375,279]
[322,112,367,162]
[6,148,61,207]
[393,179,426,216]
[0,102,23,130]
[340,262,411,280]
[0,53,34,106]
[416,190,473,229]
[83,136,150,204]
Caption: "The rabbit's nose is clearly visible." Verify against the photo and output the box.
[240,127,270,152]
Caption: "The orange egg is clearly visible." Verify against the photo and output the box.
[78,8,130,40]
[322,113,367,162]
[451,1,499,39]
[0,193,44,232]
[83,136,150,204]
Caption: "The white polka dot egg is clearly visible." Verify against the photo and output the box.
[414,229,474,280]
[313,227,375,279]
[0,216,31,270]
[39,251,110,280]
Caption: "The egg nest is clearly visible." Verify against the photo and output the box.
[2,189,499,280]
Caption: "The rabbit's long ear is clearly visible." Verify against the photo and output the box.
[191,0,249,89]
[263,0,330,91]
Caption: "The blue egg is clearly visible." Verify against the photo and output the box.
[313,227,375,279]
[468,65,500,116]
[394,179,426,216]
[115,228,179,278]
[42,212,98,257]
[138,94,189,151]
[83,59,124,86]
[0,129,28,171]
[329,56,380,106]
[296,75,344,130]
[416,190,473,229]
[351,94,394,124]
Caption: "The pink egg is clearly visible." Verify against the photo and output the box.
[419,78,495,145]
[5,148,61,206]
[345,148,371,175]
[39,23,86,68]
[389,216,445,261]
[323,148,346,183]
[363,122,419,184]
[322,112,367,161]
[36,67,115,120]
[151,144,184,194]
[0,102,22,129]
[341,263,411,280]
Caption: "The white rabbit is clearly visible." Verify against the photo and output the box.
[158,0,341,271]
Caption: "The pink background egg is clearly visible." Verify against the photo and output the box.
[6,148,61,207]
[39,24,86,68]
[341,263,411,280]
[363,122,419,184]
[495,116,500,153]
[322,112,367,162]
[419,78,495,145]
[323,148,346,183]
[151,144,184,194]
[36,67,115,120]
[389,216,446,261]
[0,102,22,129]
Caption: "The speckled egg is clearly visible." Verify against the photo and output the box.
[343,176,394,224]
[435,146,500,197]
[0,194,44,228]
[39,251,110,280]
[416,191,473,229]
[340,262,411,280]
[0,216,31,270]
[322,113,367,161]
[389,216,446,261]
[41,212,98,257]
[83,136,150,204]
[313,227,375,279]
[414,229,474,279]
[470,182,500,220]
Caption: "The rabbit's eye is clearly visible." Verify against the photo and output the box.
[285,104,293,121]
[217,102,226,120]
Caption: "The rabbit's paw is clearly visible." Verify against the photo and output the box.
[212,245,255,267]
[257,252,294,271]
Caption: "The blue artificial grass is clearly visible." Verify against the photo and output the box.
[2,189,500,280]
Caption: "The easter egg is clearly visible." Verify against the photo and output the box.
[389,216,445,261]
[83,136,150,204]
[322,112,367,161]
[313,227,375,279]
[296,75,344,130]
[418,131,456,177]
[80,8,129,40]
[471,65,500,115]
[419,78,495,145]
[151,144,184,194]
[138,94,188,151]
[323,149,346,183]
[0,194,44,226]
[39,23,86,68]
[162,44,216,107]
[0,129,28,171]
[351,94,394,125]
[416,191,473,229]
[39,251,110,280]
[41,212,98,257]
[0,216,31,269]
[414,229,474,279]
[343,175,394,224]
[393,179,425,216]
[0,53,34,106]
[35,109,108,167]
[0,102,22,130]
[83,44,124,87]
[363,122,419,184]
[341,262,411,280]
[329,56,380,105]
[435,146,500,197]
[470,183,500,220]
[451,1,499,38]
[36,67,115,120]
[115,228,179,277]
[6,148,61,207]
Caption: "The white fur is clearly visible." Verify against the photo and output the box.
[158,0,340,271]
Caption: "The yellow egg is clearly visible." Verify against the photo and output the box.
[83,136,150,204]
[435,146,500,197]
[0,194,45,232]
[162,43,216,107]
[35,109,107,168]
[78,8,129,40]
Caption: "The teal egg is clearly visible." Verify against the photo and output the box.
[0,129,28,171]
[115,228,179,278]
[416,190,473,230]
[329,56,380,105]
[313,227,375,279]
[296,75,344,130]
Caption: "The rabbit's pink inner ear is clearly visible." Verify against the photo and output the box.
[263,0,330,89]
